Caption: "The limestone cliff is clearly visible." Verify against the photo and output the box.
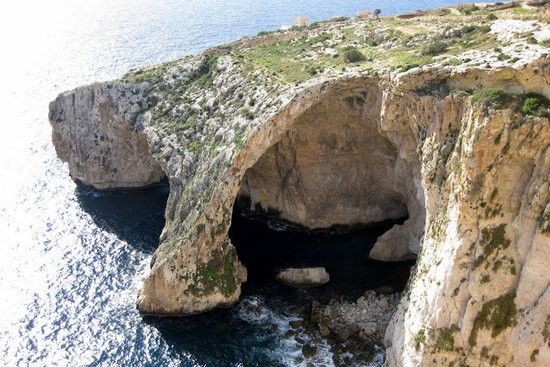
[49,3,550,366]
[49,83,165,189]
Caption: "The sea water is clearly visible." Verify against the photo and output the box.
[0,1,465,366]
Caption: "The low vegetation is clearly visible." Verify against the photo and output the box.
[420,40,448,56]
[472,88,511,109]
[517,93,550,117]
[474,224,511,269]
[469,292,517,347]
[343,46,366,62]
[232,5,517,83]
[458,4,480,15]
[471,89,550,117]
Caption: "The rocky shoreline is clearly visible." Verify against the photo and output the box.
[49,2,550,365]
[274,289,400,366]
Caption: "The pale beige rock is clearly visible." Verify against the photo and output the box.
[276,267,330,288]
[49,83,165,190]
[49,13,550,367]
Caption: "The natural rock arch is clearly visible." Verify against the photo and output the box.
[50,63,550,366]
[236,83,425,262]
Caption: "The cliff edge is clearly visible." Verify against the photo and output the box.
[49,3,550,366]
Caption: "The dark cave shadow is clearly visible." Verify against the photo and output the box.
[229,204,414,301]
[75,184,169,254]
[142,205,416,367]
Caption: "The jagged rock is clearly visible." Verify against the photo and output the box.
[302,344,317,359]
[276,267,330,288]
[363,322,378,336]
[376,297,389,309]
[49,8,550,366]
[289,319,304,328]
[312,291,401,344]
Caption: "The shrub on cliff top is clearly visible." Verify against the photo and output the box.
[420,40,447,56]
[458,5,480,15]
[343,46,366,63]
[331,16,350,22]
[472,88,511,109]
[517,93,550,117]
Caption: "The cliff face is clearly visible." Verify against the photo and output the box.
[49,7,550,366]
[49,83,165,189]
[383,70,550,366]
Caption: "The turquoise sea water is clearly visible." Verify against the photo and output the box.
[0,1,466,366]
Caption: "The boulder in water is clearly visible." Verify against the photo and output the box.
[302,344,317,358]
[276,267,330,288]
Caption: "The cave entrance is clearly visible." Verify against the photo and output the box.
[228,201,414,298]
[228,90,423,298]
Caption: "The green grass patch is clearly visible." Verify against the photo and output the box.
[390,51,433,71]
[472,88,512,109]
[513,7,532,15]
[234,36,346,83]
[120,64,168,84]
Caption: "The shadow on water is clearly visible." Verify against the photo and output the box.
[75,184,169,254]
[230,205,415,301]
[148,308,292,367]
[73,183,414,366]
[147,205,415,367]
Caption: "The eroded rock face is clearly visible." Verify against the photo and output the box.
[238,83,425,261]
[49,83,165,190]
[239,90,408,228]
[49,26,550,367]
[276,267,330,288]
[382,67,550,366]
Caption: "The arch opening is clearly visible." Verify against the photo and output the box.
[229,88,425,297]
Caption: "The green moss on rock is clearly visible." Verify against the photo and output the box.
[468,292,517,347]
[188,246,238,298]
[474,224,511,268]
[415,329,427,351]
[435,328,456,351]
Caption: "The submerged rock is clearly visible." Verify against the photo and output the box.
[301,344,317,359]
[276,267,330,288]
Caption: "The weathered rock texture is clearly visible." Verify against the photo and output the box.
[382,68,550,366]
[312,290,401,344]
[49,83,165,190]
[49,8,550,367]
[276,267,330,288]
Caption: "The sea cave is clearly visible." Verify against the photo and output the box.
[227,86,426,296]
